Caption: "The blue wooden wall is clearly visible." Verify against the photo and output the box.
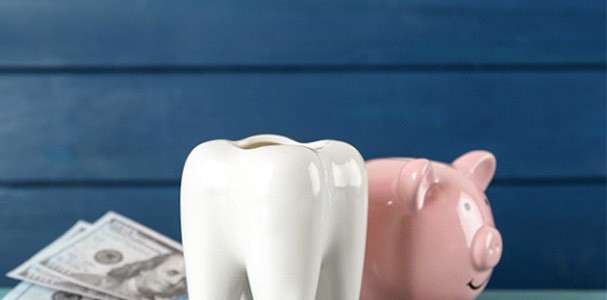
[0,0,605,290]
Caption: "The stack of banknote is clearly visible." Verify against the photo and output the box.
[2,212,187,300]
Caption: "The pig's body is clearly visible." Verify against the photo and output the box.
[362,152,502,300]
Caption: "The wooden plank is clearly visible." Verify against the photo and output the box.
[487,184,606,289]
[478,290,607,300]
[0,184,604,288]
[0,72,604,180]
[0,0,603,66]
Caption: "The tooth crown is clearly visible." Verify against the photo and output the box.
[181,134,368,300]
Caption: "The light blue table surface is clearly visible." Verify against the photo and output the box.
[1,288,606,299]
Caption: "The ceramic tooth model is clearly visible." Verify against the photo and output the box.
[361,151,502,300]
[180,134,368,300]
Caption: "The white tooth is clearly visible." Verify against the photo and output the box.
[181,134,368,300]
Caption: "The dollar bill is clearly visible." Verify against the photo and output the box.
[37,212,186,300]
[7,222,121,300]
[1,282,97,300]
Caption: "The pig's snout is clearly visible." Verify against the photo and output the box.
[471,225,502,270]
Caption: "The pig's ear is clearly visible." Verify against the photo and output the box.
[453,151,496,191]
[397,159,438,214]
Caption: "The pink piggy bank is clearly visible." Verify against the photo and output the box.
[361,151,502,300]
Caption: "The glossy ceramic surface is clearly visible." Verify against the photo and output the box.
[361,151,502,300]
[180,134,368,299]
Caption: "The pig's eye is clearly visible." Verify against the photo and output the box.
[464,202,471,211]
[484,198,490,205]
